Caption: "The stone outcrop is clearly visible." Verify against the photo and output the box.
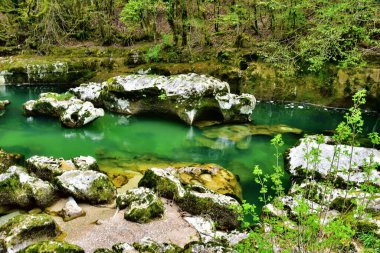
[70,73,256,126]
[139,168,241,230]
[116,188,164,223]
[56,170,116,204]
[0,214,61,252]
[23,92,104,128]
[0,166,56,208]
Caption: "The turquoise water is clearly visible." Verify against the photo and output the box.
[0,86,379,211]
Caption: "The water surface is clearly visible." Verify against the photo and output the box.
[0,86,379,211]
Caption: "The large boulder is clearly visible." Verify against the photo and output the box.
[20,241,84,253]
[26,155,98,181]
[139,168,241,230]
[116,188,164,223]
[0,149,24,173]
[56,170,116,204]
[0,214,61,252]
[23,92,104,128]
[70,74,256,126]
[286,136,380,188]
[0,166,56,208]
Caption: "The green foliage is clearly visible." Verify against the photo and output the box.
[359,232,380,253]
[145,44,162,63]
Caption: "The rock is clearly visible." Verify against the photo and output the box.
[94,248,115,253]
[178,185,241,231]
[184,216,249,246]
[286,136,380,188]
[26,156,76,181]
[23,92,104,128]
[56,170,116,204]
[70,74,256,126]
[139,168,241,230]
[183,241,236,253]
[138,168,186,200]
[116,188,164,223]
[26,155,98,181]
[112,242,134,253]
[71,156,99,171]
[132,237,182,253]
[0,149,24,173]
[0,100,10,110]
[20,241,84,253]
[0,166,56,208]
[60,101,104,128]
[0,214,61,252]
[60,197,86,221]
[202,124,303,142]
[177,164,242,200]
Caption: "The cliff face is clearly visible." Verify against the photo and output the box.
[0,47,379,111]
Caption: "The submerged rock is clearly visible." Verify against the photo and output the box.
[132,237,182,253]
[20,241,85,253]
[26,155,98,181]
[177,164,242,200]
[0,166,56,208]
[0,100,10,110]
[0,149,24,173]
[23,92,104,128]
[70,74,256,126]
[56,170,116,204]
[0,214,61,252]
[116,188,164,223]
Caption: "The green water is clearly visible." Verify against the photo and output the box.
[1,86,379,211]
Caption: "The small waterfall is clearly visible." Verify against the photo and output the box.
[186,109,197,125]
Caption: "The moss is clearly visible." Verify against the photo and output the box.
[20,241,84,253]
[132,240,182,253]
[93,248,114,253]
[357,220,380,233]
[87,176,116,204]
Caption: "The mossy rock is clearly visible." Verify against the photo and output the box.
[178,185,241,231]
[0,149,24,173]
[183,241,235,253]
[93,248,114,253]
[138,168,186,200]
[19,241,84,253]
[117,188,164,223]
[0,166,57,208]
[112,242,134,253]
[56,170,116,204]
[26,156,76,181]
[132,238,182,253]
[0,214,61,252]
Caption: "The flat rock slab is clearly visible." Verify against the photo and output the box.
[52,199,198,253]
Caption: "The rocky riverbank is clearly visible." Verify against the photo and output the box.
[0,149,247,252]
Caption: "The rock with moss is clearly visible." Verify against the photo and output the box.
[19,240,84,253]
[0,166,56,208]
[138,168,186,200]
[116,188,164,223]
[71,73,256,126]
[26,155,98,181]
[56,170,116,204]
[132,237,182,253]
[286,136,380,188]
[0,149,24,173]
[112,242,134,253]
[183,241,236,253]
[179,185,241,231]
[177,164,242,200]
[23,92,104,128]
[0,100,10,110]
[0,214,61,252]
[94,248,115,253]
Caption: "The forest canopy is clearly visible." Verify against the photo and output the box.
[0,0,379,72]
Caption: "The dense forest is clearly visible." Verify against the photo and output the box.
[0,0,379,74]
